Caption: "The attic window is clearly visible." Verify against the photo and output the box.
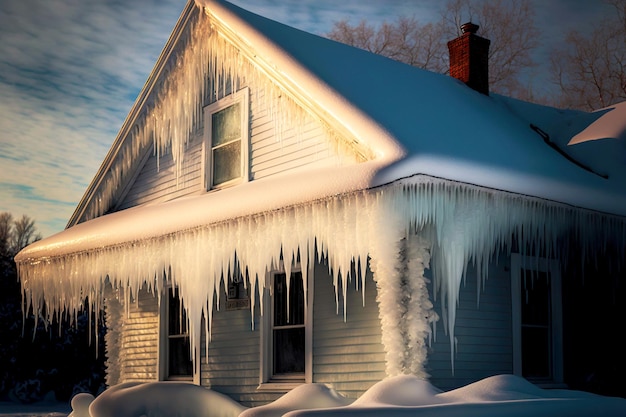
[204,87,249,189]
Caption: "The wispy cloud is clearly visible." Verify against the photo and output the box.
[0,0,182,237]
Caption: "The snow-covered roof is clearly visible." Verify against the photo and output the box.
[197,0,626,216]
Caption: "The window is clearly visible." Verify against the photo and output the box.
[203,88,249,189]
[161,287,193,380]
[260,267,311,389]
[272,272,305,376]
[511,254,563,385]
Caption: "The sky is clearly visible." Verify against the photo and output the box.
[0,0,616,239]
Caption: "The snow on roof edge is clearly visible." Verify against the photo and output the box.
[15,162,381,262]
[569,101,626,144]
[374,154,626,218]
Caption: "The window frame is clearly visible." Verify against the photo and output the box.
[258,261,313,391]
[511,253,564,387]
[159,286,196,383]
[202,87,250,191]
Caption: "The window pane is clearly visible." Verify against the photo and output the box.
[212,103,241,147]
[212,140,241,185]
[520,268,552,380]
[273,327,305,374]
[521,270,550,326]
[522,327,551,378]
[168,287,192,377]
[273,272,304,326]
[168,288,187,335]
[168,336,193,377]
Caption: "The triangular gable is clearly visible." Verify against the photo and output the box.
[68,0,397,228]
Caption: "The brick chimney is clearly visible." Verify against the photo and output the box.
[447,22,490,95]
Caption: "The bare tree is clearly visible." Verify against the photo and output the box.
[327,17,448,73]
[327,0,540,98]
[12,215,41,253]
[550,1,626,110]
[0,212,41,256]
[0,212,13,257]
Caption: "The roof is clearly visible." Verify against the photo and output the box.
[197,0,626,215]
[17,0,626,261]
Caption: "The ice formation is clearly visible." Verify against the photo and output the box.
[15,1,626,382]
[17,177,626,378]
[78,2,367,225]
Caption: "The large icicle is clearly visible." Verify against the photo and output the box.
[392,176,626,372]
[17,177,626,380]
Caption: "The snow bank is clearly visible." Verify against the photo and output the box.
[239,384,352,417]
[285,375,626,417]
[70,375,626,417]
[85,382,247,417]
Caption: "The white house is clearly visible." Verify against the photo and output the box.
[16,0,626,407]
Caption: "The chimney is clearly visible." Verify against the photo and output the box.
[447,22,490,95]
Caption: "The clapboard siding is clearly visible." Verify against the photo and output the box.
[117,134,204,209]
[105,287,160,384]
[199,283,273,408]
[117,81,351,211]
[249,94,342,179]
[427,256,513,391]
[312,263,386,399]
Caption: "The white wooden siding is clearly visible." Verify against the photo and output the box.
[249,90,343,179]
[117,133,204,210]
[312,263,387,399]
[199,282,284,408]
[194,260,384,407]
[426,256,513,391]
[117,83,351,210]
[105,286,160,384]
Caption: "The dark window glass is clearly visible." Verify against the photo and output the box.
[274,327,305,374]
[168,335,193,377]
[168,287,193,378]
[520,269,552,379]
[272,272,305,376]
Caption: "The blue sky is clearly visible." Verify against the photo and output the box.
[0,0,614,238]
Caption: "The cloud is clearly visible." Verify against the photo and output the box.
[0,0,183,238]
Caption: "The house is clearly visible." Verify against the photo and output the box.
[15,0,626,407]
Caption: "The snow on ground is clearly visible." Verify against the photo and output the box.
[0,400,69,417]
[4,374,624,417]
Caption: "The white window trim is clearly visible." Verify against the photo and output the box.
[158,286,199,384]
[202,87,250,191]
[258,260,313,391]
[511,253,564,387]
